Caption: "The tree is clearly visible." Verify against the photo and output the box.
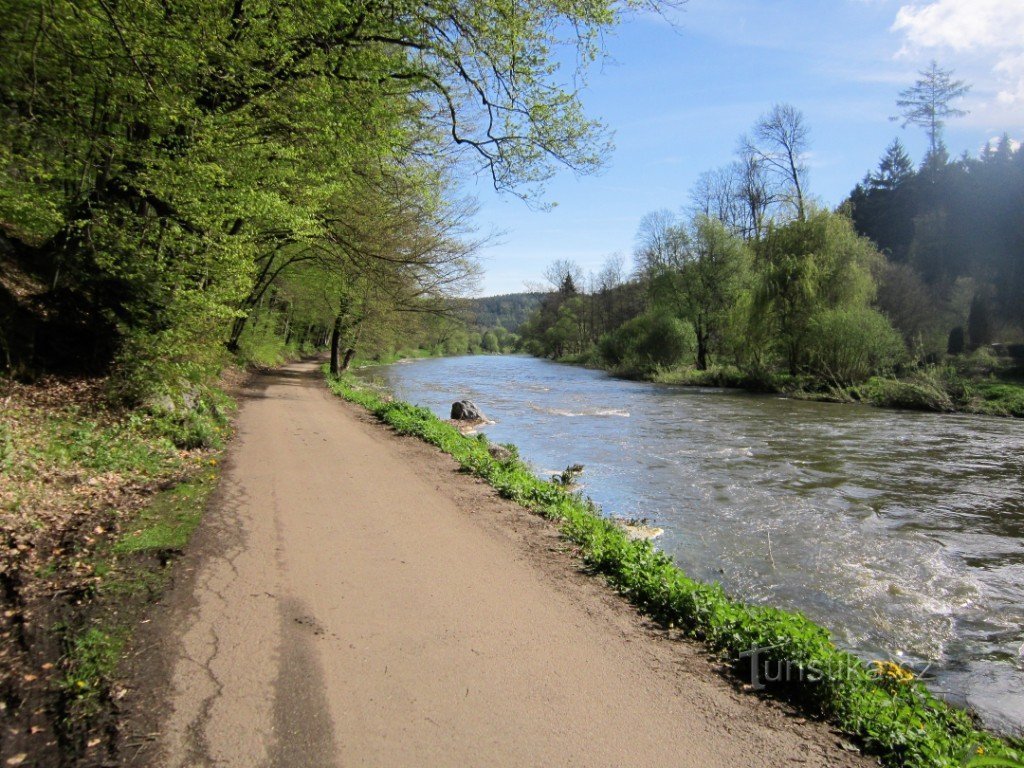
[633,211,686,271]
[0,0,654,386]
[543,259,585,296]
[673,217,751,370]
[754,211,881,375]
[868,139,915,190]
[967,293,994,350]
[735,149,776,240]
[805,307,906,385]
[894,61,970,156]
[690,165,745,234]
[744,103,810,221]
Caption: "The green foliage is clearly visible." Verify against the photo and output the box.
[327,370,1020,768]
[598,312,695,374]
[972,380,1024,418]
[0,0,633,390]
[651,364,770,390]
[806,307,906,385]
[855,366,971,412]
[466,293,544,332]
[754,210,881,375]
[850,128,1024,342]
[60,628,126,718]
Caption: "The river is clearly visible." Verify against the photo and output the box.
[357,354,1024,734]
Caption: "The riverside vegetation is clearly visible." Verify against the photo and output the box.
[327,369,1022,768]
[515,77,1024,417]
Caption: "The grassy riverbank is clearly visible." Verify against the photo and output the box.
[326,368,1022,768]
[0,375,231,764]
[560,350,1024,418]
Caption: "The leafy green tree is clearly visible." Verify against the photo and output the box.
[481,330,500,353]
[598,312,694,373]
[0,0,648,389]
[677,217,751,369]
[754,211,881,375]
[637,215,750,370]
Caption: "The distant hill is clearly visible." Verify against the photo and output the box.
[465,292,545,331]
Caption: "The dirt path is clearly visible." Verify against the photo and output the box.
[131,360,872,767]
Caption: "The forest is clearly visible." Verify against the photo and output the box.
[517,69,1024,416]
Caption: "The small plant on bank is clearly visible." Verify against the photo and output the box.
[551,463,585,488]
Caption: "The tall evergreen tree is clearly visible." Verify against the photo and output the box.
[868,139,915,190]
[894,61,970,155]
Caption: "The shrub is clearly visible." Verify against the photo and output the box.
[856,366,973,413]
[598,312,695,373]
[806,307,906,385]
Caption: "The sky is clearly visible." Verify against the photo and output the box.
[461,0,1024,296]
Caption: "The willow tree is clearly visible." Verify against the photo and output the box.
[753,210,881,375]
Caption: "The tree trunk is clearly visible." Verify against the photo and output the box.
[329,313,344,376]
[696,336,708,371]
[226,315,248,352]
[341,348,356,371]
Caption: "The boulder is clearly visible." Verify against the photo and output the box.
[487,444,513,462]
[450,400,485,421]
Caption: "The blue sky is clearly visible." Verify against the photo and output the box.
[463,0,1024,295]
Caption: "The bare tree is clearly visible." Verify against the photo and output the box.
[543,258,584,295]
[633,210,687,274]
[744,103,810,221]
[690,165,745,233]
[734,149,777,241]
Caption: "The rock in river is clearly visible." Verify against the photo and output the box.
[451,400,485,421]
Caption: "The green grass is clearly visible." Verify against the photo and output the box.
[326,368,1022,768]
[113,472,215,556]
[973,380,1024,417]
[57,468,220,728]
[59,627,126,718]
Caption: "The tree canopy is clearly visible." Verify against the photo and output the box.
[0,0,665,391]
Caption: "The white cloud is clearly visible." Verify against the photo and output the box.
[892,0,1024,104]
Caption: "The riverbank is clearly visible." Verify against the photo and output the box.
[0,373,233,765]
[328,365,1023,768]
[555,351,1024,418]
[122,359,874,768]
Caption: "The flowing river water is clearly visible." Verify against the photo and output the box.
[357,354,1024,734]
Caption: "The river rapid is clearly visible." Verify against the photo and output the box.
[358,355,1024,734]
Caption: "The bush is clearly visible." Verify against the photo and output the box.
[856,366,973,413]
[806,307,906,385]
[598,312,695,374]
